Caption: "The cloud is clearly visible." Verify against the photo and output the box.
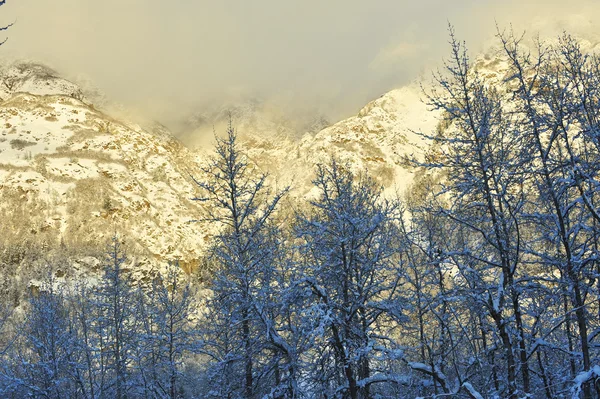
[0,0,598,138]
[370,41,430,71]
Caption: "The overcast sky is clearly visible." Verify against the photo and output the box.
[1,0,599,128]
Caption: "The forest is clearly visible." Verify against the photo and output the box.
[1,29,600,399]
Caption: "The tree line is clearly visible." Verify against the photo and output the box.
[1,28,600,398]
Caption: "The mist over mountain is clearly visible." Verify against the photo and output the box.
[2,0,600,143]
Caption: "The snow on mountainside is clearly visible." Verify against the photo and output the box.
[243,45,525,199]
[0,46,524,290]
[0,63,208,286]
[181,47,526,202]
[2,53,512,288]
[0,62,84,100]
[301,84,438,193]
[237,83,439,198]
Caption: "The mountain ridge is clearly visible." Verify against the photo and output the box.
[0,59,445,291]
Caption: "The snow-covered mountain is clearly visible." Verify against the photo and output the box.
[239,83,439,198]
[0,60,443,288]
[181,83,439,200]
[0,62,210,288]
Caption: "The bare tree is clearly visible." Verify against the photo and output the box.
[193,121,292,398]
[96,236,139,399]
[295,159,404,399]
[0,0,13,46]
[417,25,531,398]
[499,29,600,399]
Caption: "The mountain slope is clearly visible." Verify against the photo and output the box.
[237,83,439,198]
[0,63,208,287]
[0,61,442,289]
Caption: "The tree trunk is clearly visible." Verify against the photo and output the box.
[345,363,358,399]
[573,281,592,399]
[537,350,553,399]
[491,306,516,399]
[511,288,530,394]
[243,314,253,399]
[562,288,577,379]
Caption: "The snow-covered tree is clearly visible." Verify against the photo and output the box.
[193,122,293,398]
[140,261,196,399]
[68,282,105,399]
[96,236,139,399]
[415,26,533,398]
[498,29,600,398]
[294,159,404,399]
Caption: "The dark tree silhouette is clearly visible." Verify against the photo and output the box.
[0,0,13,46]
